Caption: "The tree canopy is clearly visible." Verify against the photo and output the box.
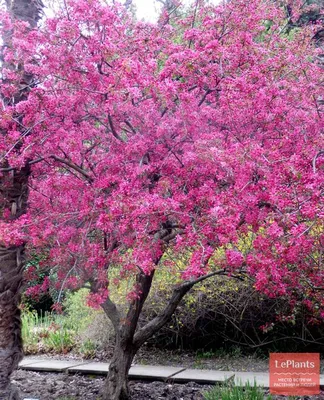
[1,0,322,308]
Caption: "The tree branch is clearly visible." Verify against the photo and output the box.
[108,114,125,142]
[101,297,121,333]
[133,269,227,348]
[1,155,93,186]
[124,120,136,134]
[312,150,324,173]
[50,155,93,183]
[122,269,156,343]
[0,157,46,172]
[198,88,213,107]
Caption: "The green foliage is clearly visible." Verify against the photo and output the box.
[203,381,272,400]
[196,347,243,360]
[78,339,97,359]
[22,289,105,356]
[42,324,75,353]
[21,310,41,353]
[21,310,75,353]
[23,251,54,314]
[63,289,97,332]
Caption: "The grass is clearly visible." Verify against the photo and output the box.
[203,381,272,400]
[196,346,243,360]
[22,310,76,354]
[21,290,101,355]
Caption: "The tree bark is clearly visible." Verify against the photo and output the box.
[103,338,136,400]
[0,245,25,400]
[0,1,43,398]
[100,270,155,400]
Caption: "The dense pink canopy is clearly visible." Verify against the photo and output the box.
[0,0,323,315]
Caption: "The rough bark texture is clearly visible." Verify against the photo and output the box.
[0,245,25,400]
[103,339,136,400]
[0,1,43,399]
[101,271,155,400]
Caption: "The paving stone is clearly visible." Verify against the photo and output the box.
[19,358,46,367]
[233,372,269,387]
[19,360,87,372]
[129,365,185,381]
[68,362,109,375]
[171,369,234,384]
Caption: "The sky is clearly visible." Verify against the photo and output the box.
[134,0,222,22]
[44,0,223,23]
[133,0,163,22]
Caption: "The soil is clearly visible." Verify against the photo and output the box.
[134,347,271,372]
[12,369,324,400]
[13,369,207,399]
[15,349,324,399]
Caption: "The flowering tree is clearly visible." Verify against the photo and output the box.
[0,0,323,399]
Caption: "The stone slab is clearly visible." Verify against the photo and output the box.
[129,365,185,381]
[68,362,109,375]
[19,358,47,367]
[233,372,269,388]
[19,360,87,372]
[171,369,234,384]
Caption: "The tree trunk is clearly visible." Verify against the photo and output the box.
[100,268,227,400]
[0,165,30,399]
[103,339,136,400]
[100,270,155,400]
[0,246,24,400]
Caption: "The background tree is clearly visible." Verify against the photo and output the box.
[0,0,323,399]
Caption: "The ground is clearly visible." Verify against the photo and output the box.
[13,370,207,399]
[15,349,324,399]
[12,369,324,400]
[134,346,270,372]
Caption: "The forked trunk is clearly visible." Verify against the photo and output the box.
[103,341,135,400]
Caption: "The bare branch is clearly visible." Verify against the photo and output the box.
[198,89,213,107]
[108,114,125,142]
[101,297,121,333]
[133,269,228,348]
[312,150,324,173]
[50,155,93,183]
[124,120,136,134]
[1,154,93,183]
[123,270,156,341]
[0,157,46,172]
